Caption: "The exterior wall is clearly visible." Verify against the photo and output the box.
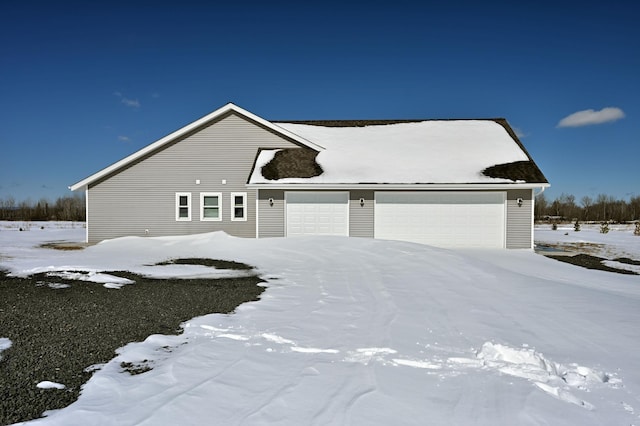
[349,190,374,238]
[506,188,534,249]
[87,113,299,243]
[256,188,534,248]
[257,189,285,238]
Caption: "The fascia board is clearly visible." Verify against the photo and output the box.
[247,183,551,191]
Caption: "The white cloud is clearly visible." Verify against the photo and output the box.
[512,127,527,138]
[557,107,625,128]
[121,98,140,108]
[118,135,131,142]
[113,91,141,108]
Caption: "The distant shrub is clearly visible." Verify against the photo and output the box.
[574,219,581,232]
[552,223,558,231]
[600,222,610,234]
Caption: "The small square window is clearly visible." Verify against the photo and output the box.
[231,192,247,221]
[176,193,192,221]
[201,193,222,221]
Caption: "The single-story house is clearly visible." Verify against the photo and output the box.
[70,102,549,248]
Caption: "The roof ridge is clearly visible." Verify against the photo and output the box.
[274,118,508,127]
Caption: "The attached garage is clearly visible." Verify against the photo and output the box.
[285,192,349,237]
[374,192,506,248]
[71,103,548,247]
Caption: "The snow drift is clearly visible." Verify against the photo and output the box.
[1,223,639,425]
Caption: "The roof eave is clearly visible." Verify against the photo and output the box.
[247,182,551,190]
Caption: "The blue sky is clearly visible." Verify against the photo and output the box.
[1,1,638,204]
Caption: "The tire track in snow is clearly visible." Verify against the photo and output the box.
[202,320,630,414]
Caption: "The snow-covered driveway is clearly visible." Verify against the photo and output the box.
[2,227,639,425]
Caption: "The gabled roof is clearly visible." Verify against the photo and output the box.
[69,103,323,192]
[249,119,549,186]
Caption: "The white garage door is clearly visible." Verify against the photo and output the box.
[286,192,349,237]
[375,192,505,248]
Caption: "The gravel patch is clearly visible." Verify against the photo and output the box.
[0,266,264,425]
[547,253,639,275]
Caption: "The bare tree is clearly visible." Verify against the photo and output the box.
[1,196,16,220]
[580,196,593,221]
[535,192,548,220]
[630,196,640,221]
[0,195,85,221]
[595,194,610,221]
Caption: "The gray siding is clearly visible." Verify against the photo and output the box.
[506,188,533,249]
[87,113,299,243]
[349,190,374,238]
[255,188,534,248]
[257,189,285,238]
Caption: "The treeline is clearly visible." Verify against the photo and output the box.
[2,192,637,223]
[0,194,86,221]
[535,193,640,223]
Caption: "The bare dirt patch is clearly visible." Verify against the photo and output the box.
[154,258,253,270]
[539,241,606,256]
[39,241,90,251]
[547,253,638,275]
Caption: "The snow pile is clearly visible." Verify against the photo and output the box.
[36,282,71,290]
[45,271,135,289]
[0,337,11,361]
[603,260,640,274]
[251,120,529,184]
[2,226,640,425]
[473,342,618,410]
[36,381,66,390]
[133,264,256,280]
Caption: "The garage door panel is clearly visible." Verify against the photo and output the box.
[375,192,505,248]
[286,192,349,237]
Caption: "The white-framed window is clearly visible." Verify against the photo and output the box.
[201,192,222,221]
[231,192,247,221]
[176,192,192,221]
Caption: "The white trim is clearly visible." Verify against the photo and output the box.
[255,189,259,238]
[503,192,508,248]
[85,189,89,243]
[248,183,550,191]
[176,192,192,221]
[529,188,535,249]
[200,192,222,221]
[230,192,247,222]
[69,103,323,192]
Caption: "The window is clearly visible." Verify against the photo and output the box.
[201,193,222,221]
[176,192,191,221]
[231,192,247,221]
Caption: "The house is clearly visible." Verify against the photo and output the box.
[70,103,549,248]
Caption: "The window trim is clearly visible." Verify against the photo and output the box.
[200,192,222,221]
[175,192,192,221]
[230,192,247,222]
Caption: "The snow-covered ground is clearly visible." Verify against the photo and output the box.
[1,221,639,425]
[536,223,639,257]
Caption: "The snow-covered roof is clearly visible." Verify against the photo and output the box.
[69,103,548,192]
[249,120,547,185]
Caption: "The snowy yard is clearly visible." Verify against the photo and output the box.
[1,221,639,425]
